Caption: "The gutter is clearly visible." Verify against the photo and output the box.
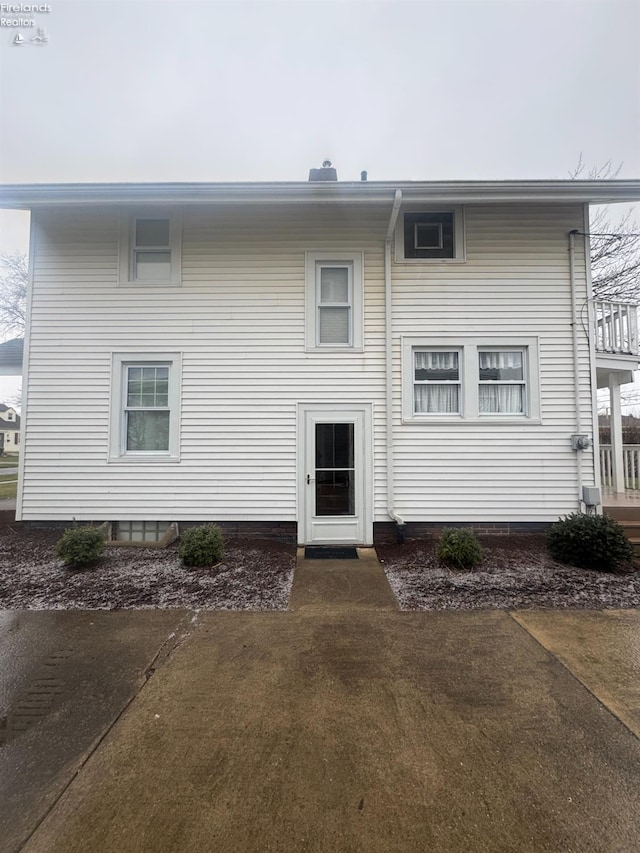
[385,190,405,539]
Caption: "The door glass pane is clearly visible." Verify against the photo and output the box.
[316,471,355,516]
[315,423,355,517]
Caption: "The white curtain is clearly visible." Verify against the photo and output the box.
[415,385,459,414]
[415,351,458,372]
[479,351,522,377]
[479,385,523,413]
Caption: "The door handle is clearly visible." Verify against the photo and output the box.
[306,474,313,484]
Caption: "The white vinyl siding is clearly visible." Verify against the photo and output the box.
[20,201,592,525]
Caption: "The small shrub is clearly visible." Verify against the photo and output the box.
[55,526,105,569]
[437,528,482,570]
[179,524,224,567]
[547,512,633,572]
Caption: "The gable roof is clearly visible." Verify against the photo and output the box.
[1,179,640,209]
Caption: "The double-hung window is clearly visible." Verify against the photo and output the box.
[305,251,363,351]
[403,338,539,422]
[478,350,526,415]
[413,350,461,414]
[110,353,181,462]
[119,214,182,285]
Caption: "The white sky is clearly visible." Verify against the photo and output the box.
[0,0,639,402]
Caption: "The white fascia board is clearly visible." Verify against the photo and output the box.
[1,180,640,209]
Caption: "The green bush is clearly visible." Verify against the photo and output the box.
[547,512,633,572]
[437,528,482,570]
[179,524,224,567]
[55,526,105,569]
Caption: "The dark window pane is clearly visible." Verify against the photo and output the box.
[126,411,170,451]
[315,470,355,516]
[404,212,454,259]
[316,423,354,469]
[136,218,170,247]
[415,351,459,381]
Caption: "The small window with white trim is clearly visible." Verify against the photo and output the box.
[305,251,363,351]
[119,214,182,285]
[413,350,461,415]
[396,207,464,262]
[110,353,181,462]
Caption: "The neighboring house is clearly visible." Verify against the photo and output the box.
[0,403,20,456]
[1,170,639,544]
[0,337,24,376]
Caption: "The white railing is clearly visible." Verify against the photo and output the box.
[600,444,640,489]
[594,301,638,355]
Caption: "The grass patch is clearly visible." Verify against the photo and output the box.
[0,473,18,499]
[0,457,19,468]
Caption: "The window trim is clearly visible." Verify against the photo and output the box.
[395,206,465,263]
[109,352,182,463]
[305,251,364,352]
[118,213,182,286]
[402,337,540,423]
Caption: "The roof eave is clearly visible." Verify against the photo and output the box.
[1,180,640,209]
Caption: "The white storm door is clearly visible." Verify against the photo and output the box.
[299,405,372,545]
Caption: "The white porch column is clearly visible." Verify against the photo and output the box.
[609,373,625,493]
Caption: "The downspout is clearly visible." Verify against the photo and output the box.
[568,229,584,511]
[385,190,404,540]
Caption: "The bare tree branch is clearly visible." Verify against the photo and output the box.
[570,158,640,302]
[0,252,27,339]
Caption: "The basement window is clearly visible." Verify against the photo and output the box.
[114,520,171,543]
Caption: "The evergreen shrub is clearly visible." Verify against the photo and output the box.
[55,526,105,569]
[437,528,483,570]
[179,524,224,567]
[547,512,633,572]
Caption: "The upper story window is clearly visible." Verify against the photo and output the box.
[395,207,464,262]
[305,251,363,351]
[119,213,182,286]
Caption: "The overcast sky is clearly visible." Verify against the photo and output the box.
[0,0,639,399]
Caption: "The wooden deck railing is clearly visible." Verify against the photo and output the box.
[600,444,640,489]
[594,301,638,355]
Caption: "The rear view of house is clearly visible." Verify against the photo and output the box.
[1,171,639,544]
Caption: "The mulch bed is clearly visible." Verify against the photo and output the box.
[0,523,295,610]
[2,525,640,612]
[377,535,640,611]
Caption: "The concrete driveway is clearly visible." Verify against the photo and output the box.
[1,554,639,852]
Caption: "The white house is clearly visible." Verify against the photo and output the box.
[0,403,20,456]
[1,170,639,545]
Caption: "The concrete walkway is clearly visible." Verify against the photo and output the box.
[1,551,639,852]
